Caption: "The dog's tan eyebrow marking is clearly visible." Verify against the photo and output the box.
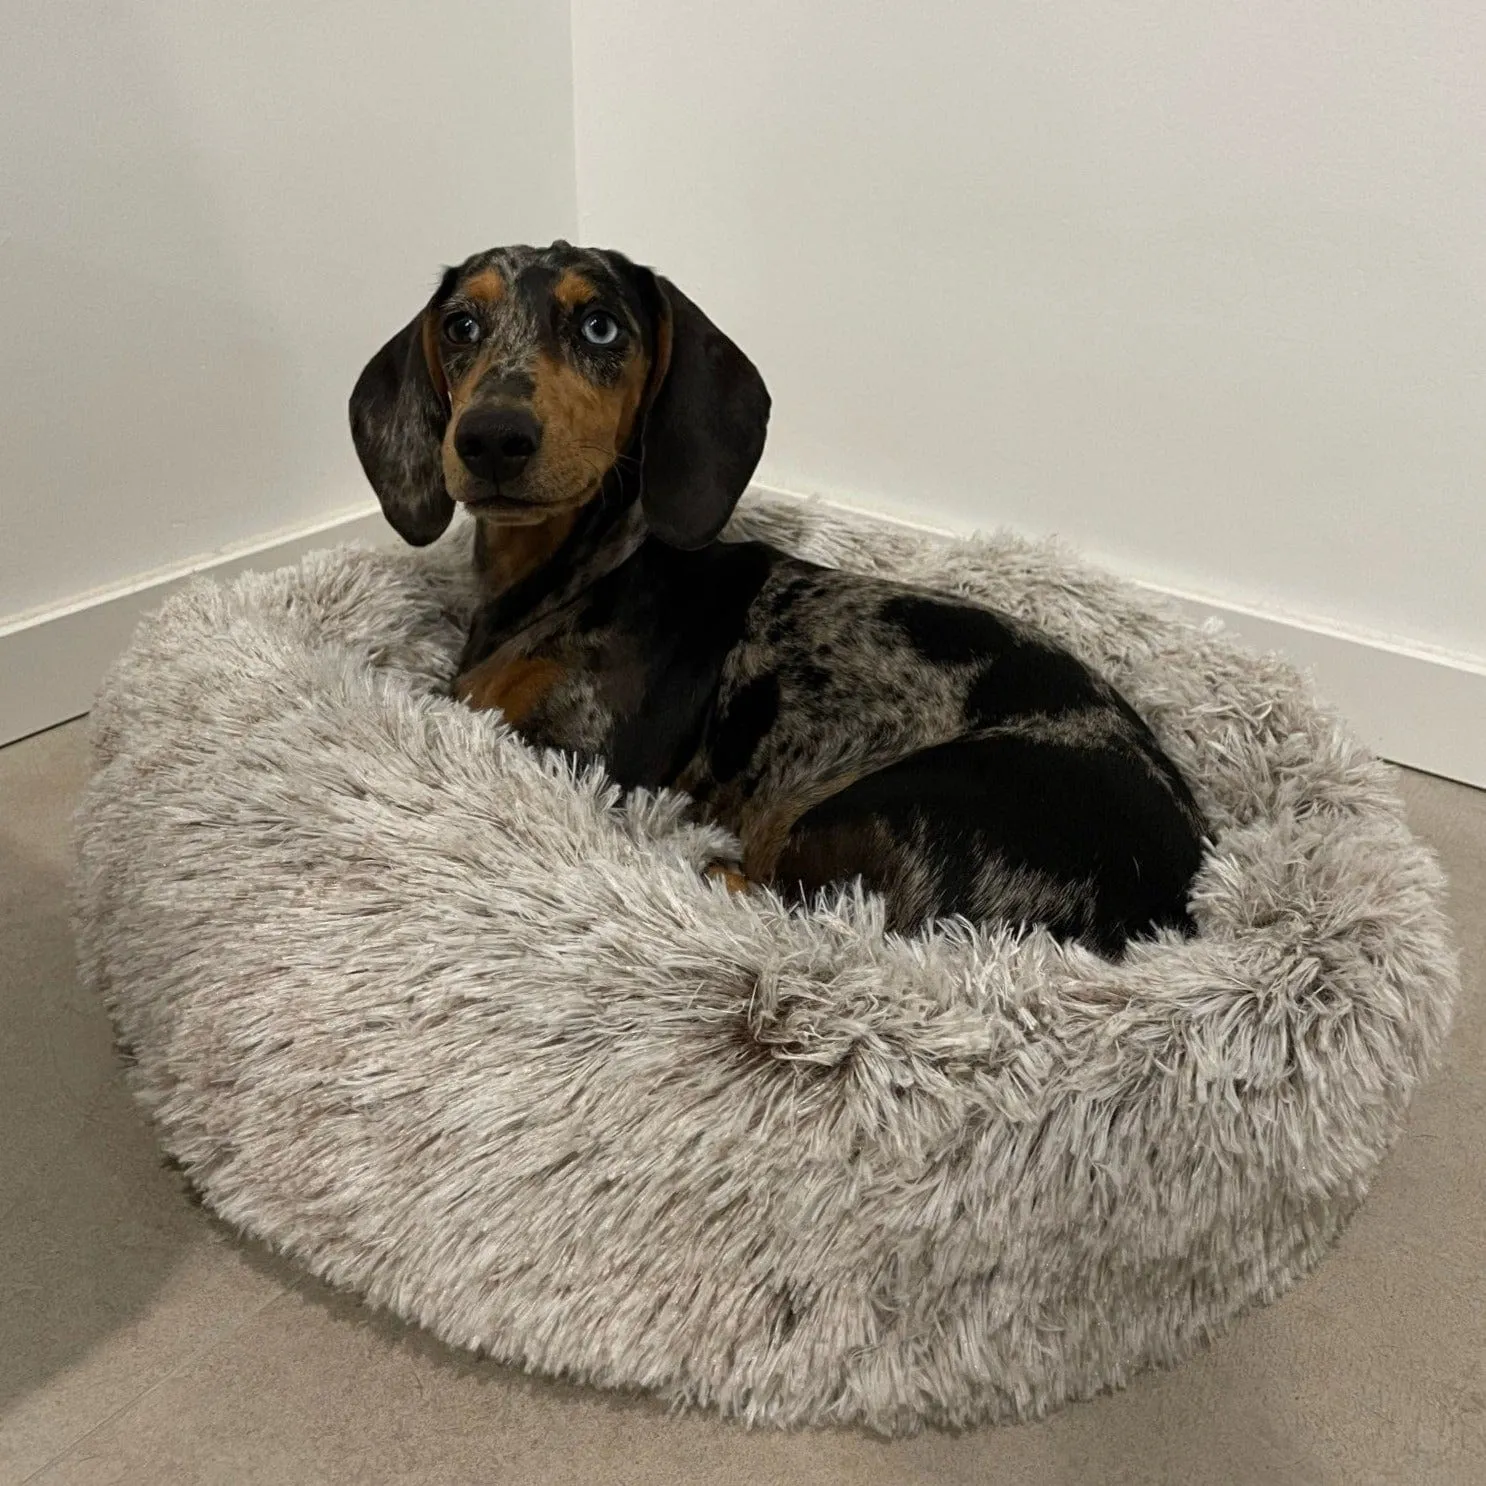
[462,269,506,304]
[554,271,598,311]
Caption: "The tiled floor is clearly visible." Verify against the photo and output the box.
[3,720,1482,1485]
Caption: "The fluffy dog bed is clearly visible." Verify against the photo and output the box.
[73,494,1458,1433]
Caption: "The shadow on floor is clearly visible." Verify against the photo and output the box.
[0,800,201,1412]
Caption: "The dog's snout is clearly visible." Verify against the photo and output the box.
[454,408,543,485]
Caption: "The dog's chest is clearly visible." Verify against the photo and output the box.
[457,537,778,786]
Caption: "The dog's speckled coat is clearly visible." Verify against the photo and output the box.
[72,495,1458,1434]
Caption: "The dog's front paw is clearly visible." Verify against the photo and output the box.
[703,861,752,894]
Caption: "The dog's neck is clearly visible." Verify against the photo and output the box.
[470,471,648,640]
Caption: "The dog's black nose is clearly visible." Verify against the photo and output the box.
[453,408,543,485]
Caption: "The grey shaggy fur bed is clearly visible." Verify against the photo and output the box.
[73,494,1458,1433]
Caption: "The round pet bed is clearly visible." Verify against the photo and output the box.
[73,495,1458,1433]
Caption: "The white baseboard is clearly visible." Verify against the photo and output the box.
[1140,585,1486,791]
[3,488,1483,789]
[0,503,392,747]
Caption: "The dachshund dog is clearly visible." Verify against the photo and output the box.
[350,242,1207,955]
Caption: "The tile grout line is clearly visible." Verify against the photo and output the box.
[20,1269,298,1483]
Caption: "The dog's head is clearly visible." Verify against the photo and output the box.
[349,242,770,550]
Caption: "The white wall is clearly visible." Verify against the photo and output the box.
[573,0,1486,665]
[1,0,576,624]
[5,1,1483,776]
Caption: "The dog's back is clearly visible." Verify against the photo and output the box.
[477,535,1207,954]
[683,554,1207,951]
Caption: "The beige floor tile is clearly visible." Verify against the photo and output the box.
[0,724,293,1480]
[3,723,1482,1486]
[14,1262,1318,1486]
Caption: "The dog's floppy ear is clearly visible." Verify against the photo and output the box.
[634,272,770,550]
[348,278,456,547]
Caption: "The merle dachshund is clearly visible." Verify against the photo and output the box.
[350,242,1206,955]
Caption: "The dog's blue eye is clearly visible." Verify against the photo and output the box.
[442,311,481,346]
[580,310,621,346]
